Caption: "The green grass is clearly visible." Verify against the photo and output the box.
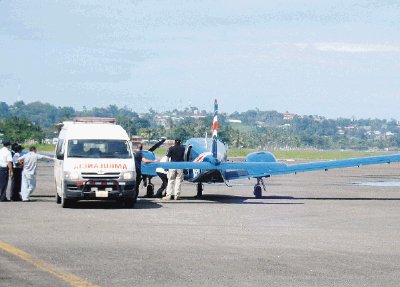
[22,143,56,153]
[156,146,388,160]
[37,142,390,160]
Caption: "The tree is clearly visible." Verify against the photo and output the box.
[0,117,44,143]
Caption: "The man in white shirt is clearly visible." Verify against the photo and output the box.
[18,146,55,202]
[0,140,13,202]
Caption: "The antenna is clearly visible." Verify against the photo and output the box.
[212,99,218,158]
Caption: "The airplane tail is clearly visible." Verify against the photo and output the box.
[212,99,218,158]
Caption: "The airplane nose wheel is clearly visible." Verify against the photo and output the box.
[253,177,266,199]
[196,183,203,198]
[253,185,262,199]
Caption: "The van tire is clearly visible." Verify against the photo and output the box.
[61,195,73,208]
[124,198,136,208]
[56,193,61,204]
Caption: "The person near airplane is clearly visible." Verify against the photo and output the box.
[154,155,168,198]
[133,143,157,197]
[162,139,185,201]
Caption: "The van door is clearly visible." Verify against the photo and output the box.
[54,139,65,194]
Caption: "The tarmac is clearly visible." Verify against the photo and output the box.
[1,161,400,286]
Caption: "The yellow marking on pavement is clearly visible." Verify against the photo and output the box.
[0,241,100,287]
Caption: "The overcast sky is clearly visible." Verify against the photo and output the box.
[1,1,400,119]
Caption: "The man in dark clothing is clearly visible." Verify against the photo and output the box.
[0,140,13,202]
[162,139,185,201]
[10,144,23,201]
[133,143,155,197]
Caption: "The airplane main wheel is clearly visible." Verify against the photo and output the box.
[146,183,154,197]
[196,183,203,198]
[253,185,262,199]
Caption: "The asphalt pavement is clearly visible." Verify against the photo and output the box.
[1,162,400,286]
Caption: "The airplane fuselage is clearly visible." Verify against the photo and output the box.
[184,138,227,183]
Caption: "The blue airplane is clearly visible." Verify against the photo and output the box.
[143,100,400,198]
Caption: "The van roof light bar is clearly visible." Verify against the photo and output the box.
[73,117,117,124]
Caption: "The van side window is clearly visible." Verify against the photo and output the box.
[56,139,64,159]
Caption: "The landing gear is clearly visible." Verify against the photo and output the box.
[196,183,203,198]
[253,177,267,199]
[253,185,262,199]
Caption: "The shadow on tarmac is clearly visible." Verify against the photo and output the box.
[154,194,303,205]
[262,195,400,201]
[67,199,162,209]
[28,196,163,209]
[24,194,400,208]
[151,194,400,205]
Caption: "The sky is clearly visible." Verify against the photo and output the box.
[1,0,400,119]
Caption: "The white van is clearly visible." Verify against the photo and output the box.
[54,118,137,208]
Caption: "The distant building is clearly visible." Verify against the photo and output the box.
[227,119,242,124]
[190,115,207,120]
[283,111,296,121]
[131,135,144,145]
[155,115,171,128]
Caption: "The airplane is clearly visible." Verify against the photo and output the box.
[142,99,400,199]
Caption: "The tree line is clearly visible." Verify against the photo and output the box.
[1,100,400,150]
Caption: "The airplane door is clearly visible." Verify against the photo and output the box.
[184,145,193,180]
[184,145,192,161]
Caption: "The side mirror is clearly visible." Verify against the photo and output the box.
[56,153,64,160]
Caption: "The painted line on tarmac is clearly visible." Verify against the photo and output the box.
[0,241,100,287]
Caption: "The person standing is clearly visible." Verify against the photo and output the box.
[163,139,185,201]
[155,155,168,198]
[10,144,23,201]
[18,146,55,202]
[0,140,13,202]
[133,143,156,197]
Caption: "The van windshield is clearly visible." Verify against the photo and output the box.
[67,140,132,159]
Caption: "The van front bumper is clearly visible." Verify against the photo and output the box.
[63,179,136,200]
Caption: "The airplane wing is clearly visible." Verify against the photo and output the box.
[145,153,400,179]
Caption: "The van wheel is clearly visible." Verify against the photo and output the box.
[56,193,61,204]
[61,195,73,208]
[124,198,136,208]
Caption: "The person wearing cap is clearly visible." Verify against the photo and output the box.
[0,140,13,202]
[163,139,185,201]
[17,146,55,202]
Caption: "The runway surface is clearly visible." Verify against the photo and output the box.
[1,162,400,286]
